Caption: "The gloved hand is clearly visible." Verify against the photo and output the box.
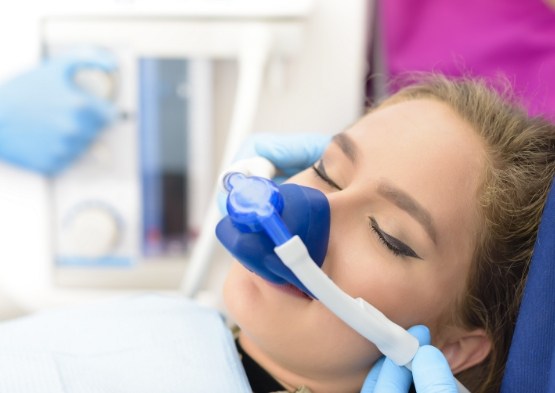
[0,48,117,175]
[236,132,331,183]
[361,325,458,393]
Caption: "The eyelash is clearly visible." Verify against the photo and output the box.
[370,217,421,259]
[371,223,402,257]
[311,161,342,190]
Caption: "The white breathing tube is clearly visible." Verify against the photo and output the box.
[224,157,471,393]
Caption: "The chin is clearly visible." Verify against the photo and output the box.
[223,262,311,337]
[224,263,386,391]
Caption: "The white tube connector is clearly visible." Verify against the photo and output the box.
[217,157,277,194]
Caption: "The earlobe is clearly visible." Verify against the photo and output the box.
[438,329,491,374]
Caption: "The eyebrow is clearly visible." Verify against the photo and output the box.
[332,133,438,244]
[377,182,438,244]
[332,133,357,163]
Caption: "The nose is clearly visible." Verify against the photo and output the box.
[319,190,354,273]
[325,188,359,228]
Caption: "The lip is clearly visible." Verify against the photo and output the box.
[262,278,313,301]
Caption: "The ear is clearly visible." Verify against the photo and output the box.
[437,328,491,374]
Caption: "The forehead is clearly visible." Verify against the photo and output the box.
[353,98,472,143]
[346,99,484,176]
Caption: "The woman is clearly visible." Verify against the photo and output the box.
[223,76,555,393]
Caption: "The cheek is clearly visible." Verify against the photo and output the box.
[223,263,259,322]
[324,223,458,331]
[287,174,461,330]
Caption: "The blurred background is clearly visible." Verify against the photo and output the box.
[0,0,370,318]
[1,0,553,321]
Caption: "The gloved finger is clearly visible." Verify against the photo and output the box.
[51,113,98,148]
[45,155,72,176]
[65,136,94,158]
[254,133,331,170]
[373,357,412,393]
[370,326,430,393]
[361,357,385,393]
[48,139,88,173]
[13,150,58,176]
[407,325,431,346]
[60,47,117,77]
[79,94,118,129]
[34,141,74,176]
[412,346,458,393]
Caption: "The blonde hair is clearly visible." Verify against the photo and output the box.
[379,75,555,392]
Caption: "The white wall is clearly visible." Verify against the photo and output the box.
[213,0,369,159]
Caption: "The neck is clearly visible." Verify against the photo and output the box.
[238,332,367,393]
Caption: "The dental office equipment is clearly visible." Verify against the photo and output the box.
[216,166,471,392]
[41,0,318,291]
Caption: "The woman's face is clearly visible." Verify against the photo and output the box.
[224,98,487,392]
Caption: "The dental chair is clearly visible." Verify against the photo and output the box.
[501,178,555,392]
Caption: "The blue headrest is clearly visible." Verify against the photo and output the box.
[501,179,555,392]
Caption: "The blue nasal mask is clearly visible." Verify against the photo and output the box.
[215,172,330,297]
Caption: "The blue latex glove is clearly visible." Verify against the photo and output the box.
[237,132,331,183]
[361,325,458,393]
[0,48,117,175]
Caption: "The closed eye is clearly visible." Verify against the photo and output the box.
[369,217,421,259]
[312,160,342,190]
